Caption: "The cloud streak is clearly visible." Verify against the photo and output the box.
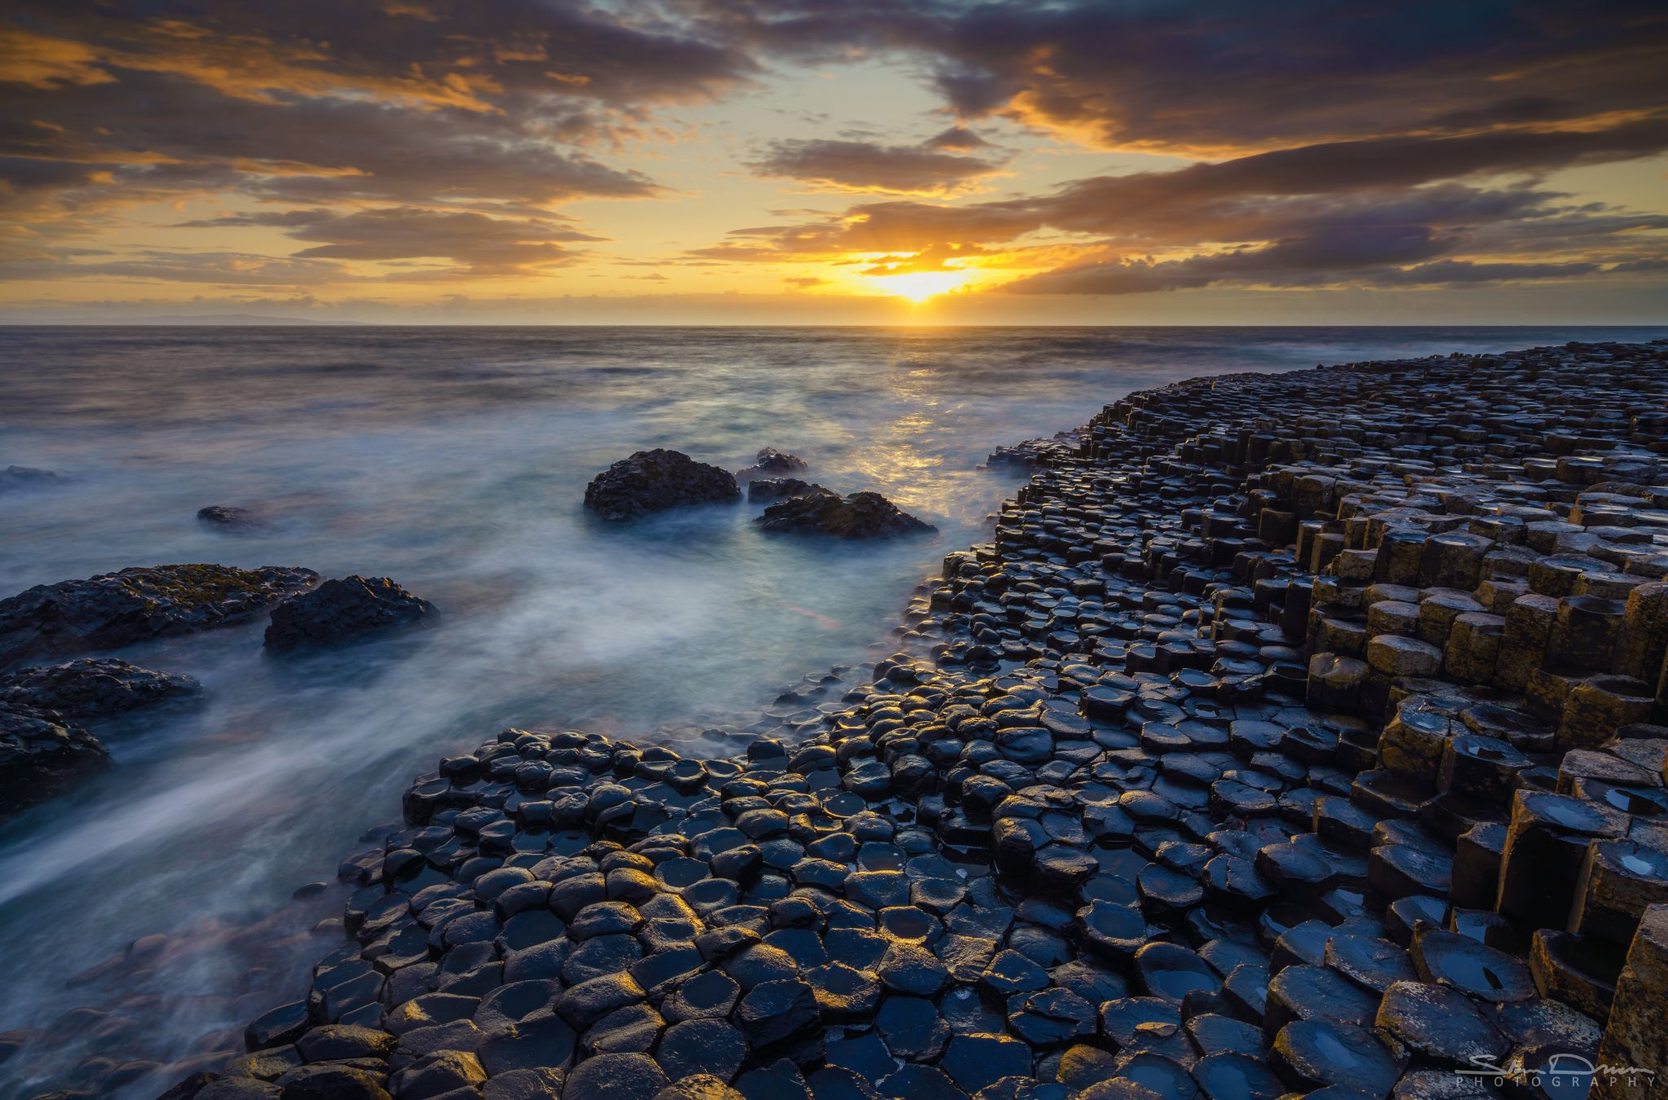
[178,208,601,274]
[748,135,1004,194]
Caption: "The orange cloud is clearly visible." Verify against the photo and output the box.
[0,27,115,88]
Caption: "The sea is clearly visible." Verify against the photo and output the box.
[0,325,1663,1095]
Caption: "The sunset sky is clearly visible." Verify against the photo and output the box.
[2,1,1666,324]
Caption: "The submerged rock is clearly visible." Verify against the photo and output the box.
[197,505,265,530]
[736,448,808,481]
[0,657,199,719]
[756,489,935,539]
[0,465,62,493]
[0,702,109,821]
[583,450,741,522]
[0,563,319,670]
[264,576,435,652]
[746,478,820,503]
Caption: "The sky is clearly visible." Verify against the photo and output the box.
[1,0,1666,324]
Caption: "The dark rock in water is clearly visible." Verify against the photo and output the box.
[197,505,265,530]
[983,434,1078,469]
[747,478,820,503]
[737,448,808,481]
[0,658,199,719]
[0,563,319,671]
[1,702,110,821]
[264,576,435,652]
[583,450,741,521]
[756,489,934,539]
[0,465,62,493]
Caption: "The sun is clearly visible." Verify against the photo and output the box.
[871,269,973,302]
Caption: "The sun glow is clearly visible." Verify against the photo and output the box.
[870,269,973,302]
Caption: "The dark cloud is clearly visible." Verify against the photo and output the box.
[696,0,1668,153]
[178,207,601,273]
[923,126,991,152]
[790,121,1668,254]
[698,125,1668,294]
[685,0,1668,295]
[1003,251,1611,296]
[0,73,656,227]
[0,0,757,235]
[747,137,1004,193]
[0,250,347,286]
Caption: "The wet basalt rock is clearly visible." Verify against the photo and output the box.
[737,449,809,481]
[0,657,200,718]
[0,465,63,493]
[198,505,267,530]
[0,563,319,670]
[116,339,1668,1100]
[756,489,936,539]
[0,702,110,820]
[747,478,821,503]
[265,577,436,652]
[985,435,1079,470]
[584,451,741,521]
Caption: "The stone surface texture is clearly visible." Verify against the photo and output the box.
[757,489,936,539]
[583,451,741,521]
[0,702,110,822]
[0,563,319,671]
[0,657,199,719]
[264,577,436,652]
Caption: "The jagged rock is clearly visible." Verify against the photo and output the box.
[0,563,318,670]
[264,576,435,652]
[756,489,934,539]
[583,450,740,521]
[0,658,199,718]
[736,448,808,481]
[747,478,820,503]
[1,702,110,821]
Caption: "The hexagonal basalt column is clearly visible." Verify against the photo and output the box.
[1592,904,1668,1100]
[1560,676,1657,751]
[1498,790,1629,930]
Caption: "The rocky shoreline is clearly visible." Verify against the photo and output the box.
[22,340,1668,1099]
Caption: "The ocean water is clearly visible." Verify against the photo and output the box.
[0,324,1662,1094]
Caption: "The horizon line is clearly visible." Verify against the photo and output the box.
[4,321,1667,330]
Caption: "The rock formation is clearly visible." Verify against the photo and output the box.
[757,489,936,539]
[0,564,319,670]
[583,451,741,522]
[265,576,436,652]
